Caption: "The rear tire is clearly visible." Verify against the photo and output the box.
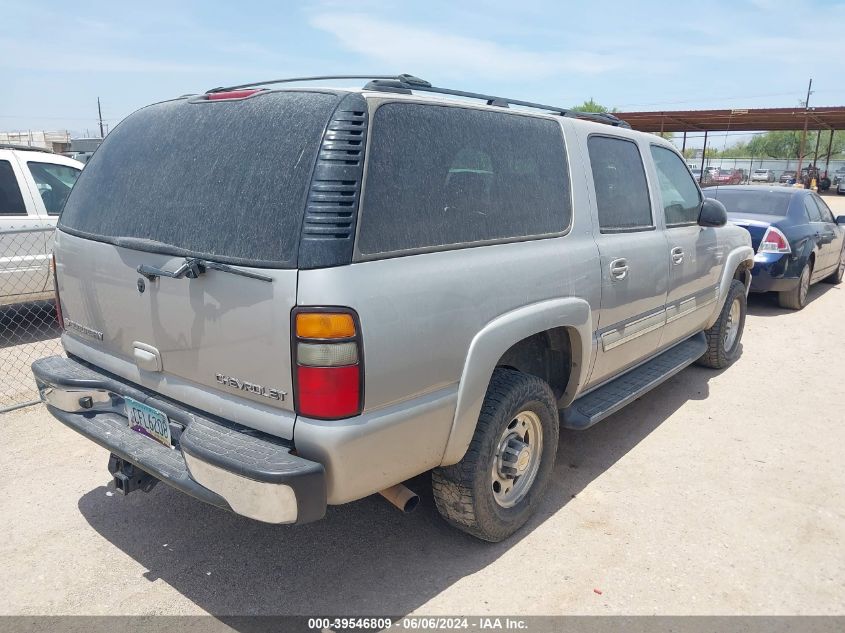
[697,279,746,369]
[432,368,559,542]
[778,260,812,309]
[822,248,845,285]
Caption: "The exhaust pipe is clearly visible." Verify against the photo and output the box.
[379,484,420,513]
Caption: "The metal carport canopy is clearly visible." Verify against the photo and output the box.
[613,106,845,132]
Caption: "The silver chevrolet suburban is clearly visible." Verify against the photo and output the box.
[32,75,753,541]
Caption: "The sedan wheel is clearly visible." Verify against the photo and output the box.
[779,261,812,310]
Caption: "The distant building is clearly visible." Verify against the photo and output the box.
[0,130,71,153]
[65,137,103,163]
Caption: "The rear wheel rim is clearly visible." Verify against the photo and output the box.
[724,297,741,351]
[492,410,543,508]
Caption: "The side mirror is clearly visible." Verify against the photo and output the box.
[836,215,845,225]
[699,197,728,227]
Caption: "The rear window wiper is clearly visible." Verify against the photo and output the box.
[137,257,273,283]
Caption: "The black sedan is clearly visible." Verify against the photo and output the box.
[709,187,845,309]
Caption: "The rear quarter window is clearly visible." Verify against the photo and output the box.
[357,103,571,255]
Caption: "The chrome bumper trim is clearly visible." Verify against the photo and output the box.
[39,381,301,525]
[184,453,298,524]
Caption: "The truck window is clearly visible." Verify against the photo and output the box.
[27,162,81,215]
[587,136,653,232]
[650,145,702,226]
[0,160,27,216]
[357,103,571,255]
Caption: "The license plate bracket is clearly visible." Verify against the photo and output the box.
[125,396,172,448]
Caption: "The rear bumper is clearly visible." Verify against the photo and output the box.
[750,253,800,292]
[32,355,326,524]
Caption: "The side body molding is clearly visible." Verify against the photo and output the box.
[704,245,754,329]
[439,297,593,466]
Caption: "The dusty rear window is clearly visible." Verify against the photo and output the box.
[59,91,340,267]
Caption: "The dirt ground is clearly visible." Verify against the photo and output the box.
[1,193,844,618]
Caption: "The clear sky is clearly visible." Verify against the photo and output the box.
[2,0,842,138]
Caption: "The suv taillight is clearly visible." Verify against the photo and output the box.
[293,309,363,420]
[758,226,791,254]
[51,253,64,330]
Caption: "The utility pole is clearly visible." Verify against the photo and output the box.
[796,78,812,180]
[97,97,104,138]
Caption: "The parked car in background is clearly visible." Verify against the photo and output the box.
[751,169,775,183]
[61,137,103,165]
[62,151,95,164]
[832,167,845,184]
[712,186,845,309]
[837,178,845,195]
[0,144,83,307]
[31,75,753,541]
[780,170,797,184]
[691,169,713,186]
[712,168,743,185]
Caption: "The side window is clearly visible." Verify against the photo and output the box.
[0,160,27,216]
[27,162,81,215]
[804,196,823,222]
[358,104,571,255]
[587,136,652,232]
[650,145,702,226]
[814,195,836,223]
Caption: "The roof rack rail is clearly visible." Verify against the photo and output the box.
[0,143,55,154]
[205,73,629,128]
[206,74,431,94]
[363,78,630,128]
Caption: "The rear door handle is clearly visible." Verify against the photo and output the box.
[610,258,629,281]
[671,246,684,265]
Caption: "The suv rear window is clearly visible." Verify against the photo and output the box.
[59,91,341,267]
[357,104,571,255]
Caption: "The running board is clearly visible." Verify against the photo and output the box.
[561,333,707,430]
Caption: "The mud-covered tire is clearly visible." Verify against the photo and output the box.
[697,279,746,369]
[778,260,812,309]
[431,368,559,542]
[822,247,845,285]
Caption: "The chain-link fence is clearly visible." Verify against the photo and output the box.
[1,227,62,411]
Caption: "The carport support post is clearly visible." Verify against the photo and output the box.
[700,131,708,184]
[824,129,834,175]
[813,130,822,168]
[797,121,809,179]
[797,79,812,178]
[681,131,687,154]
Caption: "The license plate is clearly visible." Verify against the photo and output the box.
[125,397,171,447]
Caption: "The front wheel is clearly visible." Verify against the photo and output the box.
[432,368,559,542]
[697,279,747,369]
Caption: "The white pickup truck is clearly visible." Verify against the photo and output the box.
[0,145,83,307]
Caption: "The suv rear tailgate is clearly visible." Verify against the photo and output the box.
[56,230,298,439]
